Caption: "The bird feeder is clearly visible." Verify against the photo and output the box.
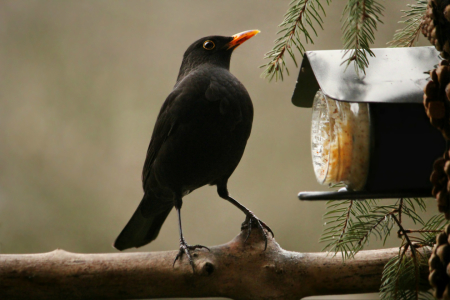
[293,46,446,200]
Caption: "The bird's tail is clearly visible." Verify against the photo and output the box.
[113,196,173,251]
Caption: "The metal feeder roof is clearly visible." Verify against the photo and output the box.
[292,46,441,107]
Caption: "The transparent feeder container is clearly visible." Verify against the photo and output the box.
[311,90,370,191]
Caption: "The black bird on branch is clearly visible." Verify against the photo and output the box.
[114,30,273,269]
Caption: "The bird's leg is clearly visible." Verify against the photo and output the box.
[173,197,210,271]
[217,186,274,250]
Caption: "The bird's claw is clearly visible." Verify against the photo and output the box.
[241,212,274,250]
[173,241,210,271]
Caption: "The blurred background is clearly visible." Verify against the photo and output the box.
[0,1,437,299]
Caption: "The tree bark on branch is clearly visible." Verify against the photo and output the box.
[0,230,431,300]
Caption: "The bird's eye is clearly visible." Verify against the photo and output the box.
[203,40,215,50]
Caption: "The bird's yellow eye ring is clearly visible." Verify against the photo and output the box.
[203,40,215,50]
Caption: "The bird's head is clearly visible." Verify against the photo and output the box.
[177,30,260,82]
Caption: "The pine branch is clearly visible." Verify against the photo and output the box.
[320,200,359,259]
[400,198,446,247]
[380,201,446,300]
[401,198,426,226]
[380,205,428,300]
[388,0,427,48]
[338,199,353,243]
[417,214,448,246]
[321,195,444,300]
[392,213,421,299]
[357,209,396,246]
[320,200,396,259]
[260,0,330,81]
[341,0,384,74]
[380,247,432,300]
[352,203,397,244]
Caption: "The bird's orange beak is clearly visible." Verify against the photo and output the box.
[226,30,260,50]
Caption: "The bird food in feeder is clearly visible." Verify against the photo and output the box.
[311,90,370,191]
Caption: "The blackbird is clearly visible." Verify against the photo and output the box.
[113,30,273,268]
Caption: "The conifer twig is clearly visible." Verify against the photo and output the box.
[388,0,427,48]
[392,214,417,256]
[323,197,443,300]
[391,213,420,299]
[400,229,444,234]
[341,0,384,74]
[260,0,330,81]
[338,200,353,244]
[357,209,396,246]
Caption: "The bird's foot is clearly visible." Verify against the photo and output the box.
[241,212,274,250]
[173,239,210,271]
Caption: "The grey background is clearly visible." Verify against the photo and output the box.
[0,1,437,299]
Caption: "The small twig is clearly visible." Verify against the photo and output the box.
[400,229,443,234]
[388,1,427,48]
[391,213,420,300]
[361,0,367,21]
[406,20,423,47]
[394,242,410,297]
[398,198,403,224]
[358,210,396,245]
[269,0,311,73]
[338,200,353,244]
[392,214,417,257]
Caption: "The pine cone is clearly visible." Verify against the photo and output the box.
[422,0,450,59]
[431,156,450,218]
[423,60,450,140]
[429,225,450,299]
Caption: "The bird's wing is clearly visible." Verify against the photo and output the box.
[141,76,209,188]
[141,69,250,188]
[141,89,181,187]
[205,74,244,123]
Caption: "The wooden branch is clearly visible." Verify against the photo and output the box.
[0,230,431,300]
